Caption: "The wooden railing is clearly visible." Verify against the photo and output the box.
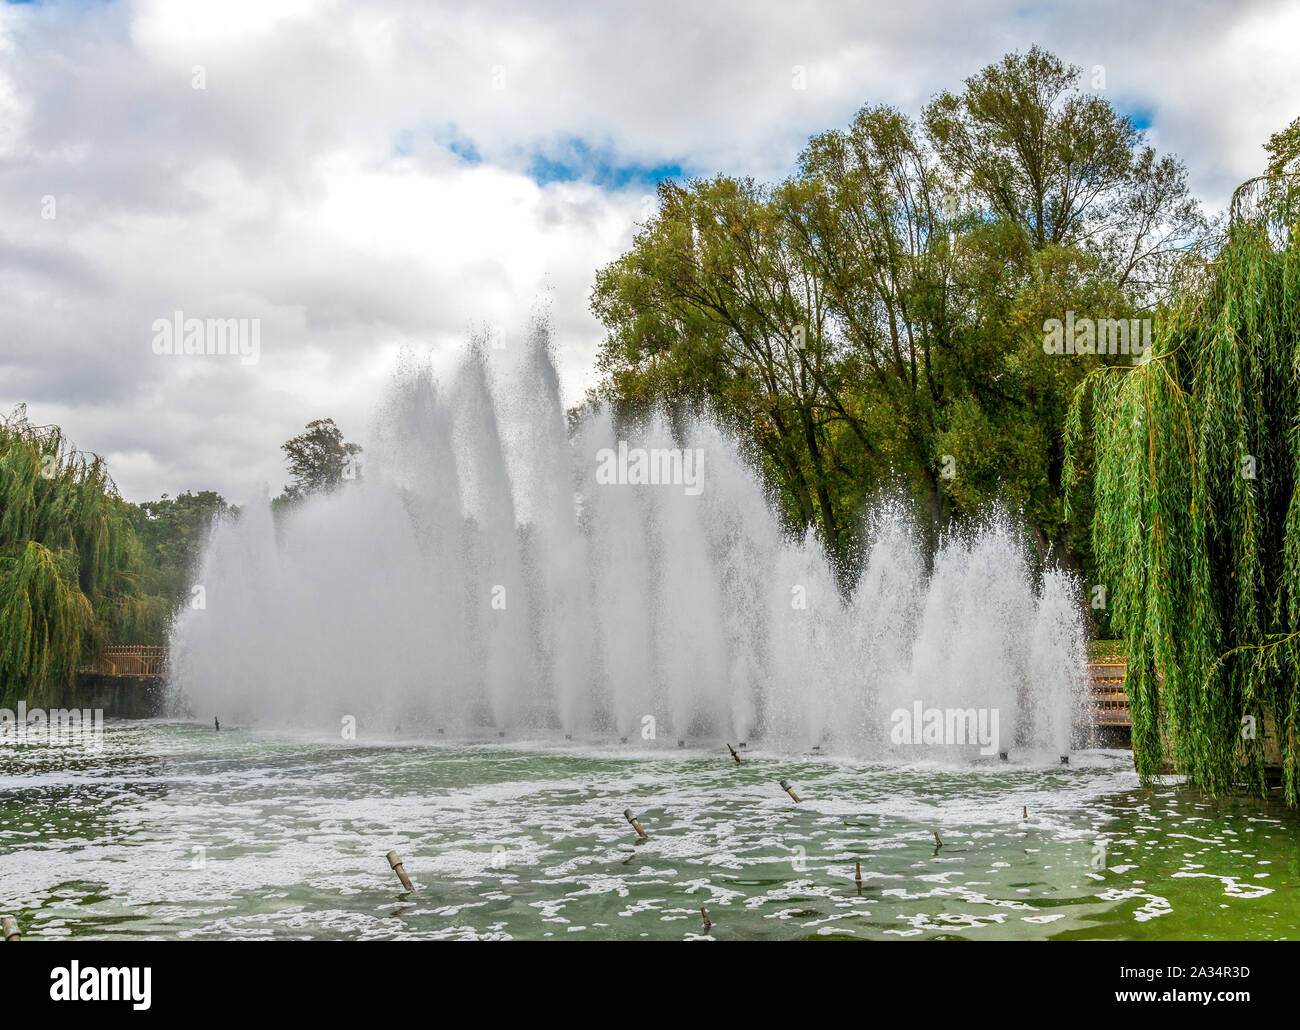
[89,645,169,677]
[82,648,1129,710]
[1088,662,1129,727]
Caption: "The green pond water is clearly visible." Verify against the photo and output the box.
[1,721,1297,940]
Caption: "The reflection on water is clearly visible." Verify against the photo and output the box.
[0,722,1297,940]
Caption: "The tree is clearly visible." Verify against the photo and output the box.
[0,407,161,703]
[1066,136,1300,801]
[280,419,362,501]
[924,45,1204,299]
[592,47,1202,573]
[131,490,232,605]
[593,176,853,551]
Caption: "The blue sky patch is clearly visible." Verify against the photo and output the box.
[525,138,684,189]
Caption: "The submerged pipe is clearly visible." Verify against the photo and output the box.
[854,861,862,894]
[624,808,649,840]
[701,906,711,931]
[779,779,801,803]
[727,743,742,764]
[386,851,415,892]
[2,916,18,941]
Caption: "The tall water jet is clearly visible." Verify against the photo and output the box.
[171,325,1087,760]
[446,342,526,728]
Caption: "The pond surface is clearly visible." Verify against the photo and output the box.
[1,722,1296,940]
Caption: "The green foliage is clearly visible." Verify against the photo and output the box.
[130,490,232,605]
[591,47,1201,575]
[0,408,142,703]
[1066,154,1300,801]
[0,541,93,704]
[0,408,226,702]
[279,418,362,503]
[923,45,1203,298]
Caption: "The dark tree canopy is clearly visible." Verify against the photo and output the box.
[280,419,362,501]
[131,490,232,605]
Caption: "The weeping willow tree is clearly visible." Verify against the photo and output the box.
[0,406,160,706]
[1066,121,1300,802]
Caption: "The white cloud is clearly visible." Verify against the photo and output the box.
[0,0,1295,502]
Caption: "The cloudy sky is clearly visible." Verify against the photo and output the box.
[2,0,1297,504]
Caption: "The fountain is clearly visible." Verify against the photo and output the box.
[170,325,1088,760]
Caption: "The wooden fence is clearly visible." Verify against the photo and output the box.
[1088,662,1129,727]
[89,645,169,677]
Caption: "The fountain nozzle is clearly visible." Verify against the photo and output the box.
[624,808,649,840]
[386,850,415,892]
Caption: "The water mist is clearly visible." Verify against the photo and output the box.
[170,327,1088,761]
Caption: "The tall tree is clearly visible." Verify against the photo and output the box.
[593,177,852,550]
[924,45,1204,299]
[1066,135,1300,800]
[592,47,1202,573]
[280,419,362,501]
[0,407,159,703]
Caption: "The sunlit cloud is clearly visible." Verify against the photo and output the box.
[0,0,1295,502]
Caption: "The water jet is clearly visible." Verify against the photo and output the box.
[171,332,1087,761]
